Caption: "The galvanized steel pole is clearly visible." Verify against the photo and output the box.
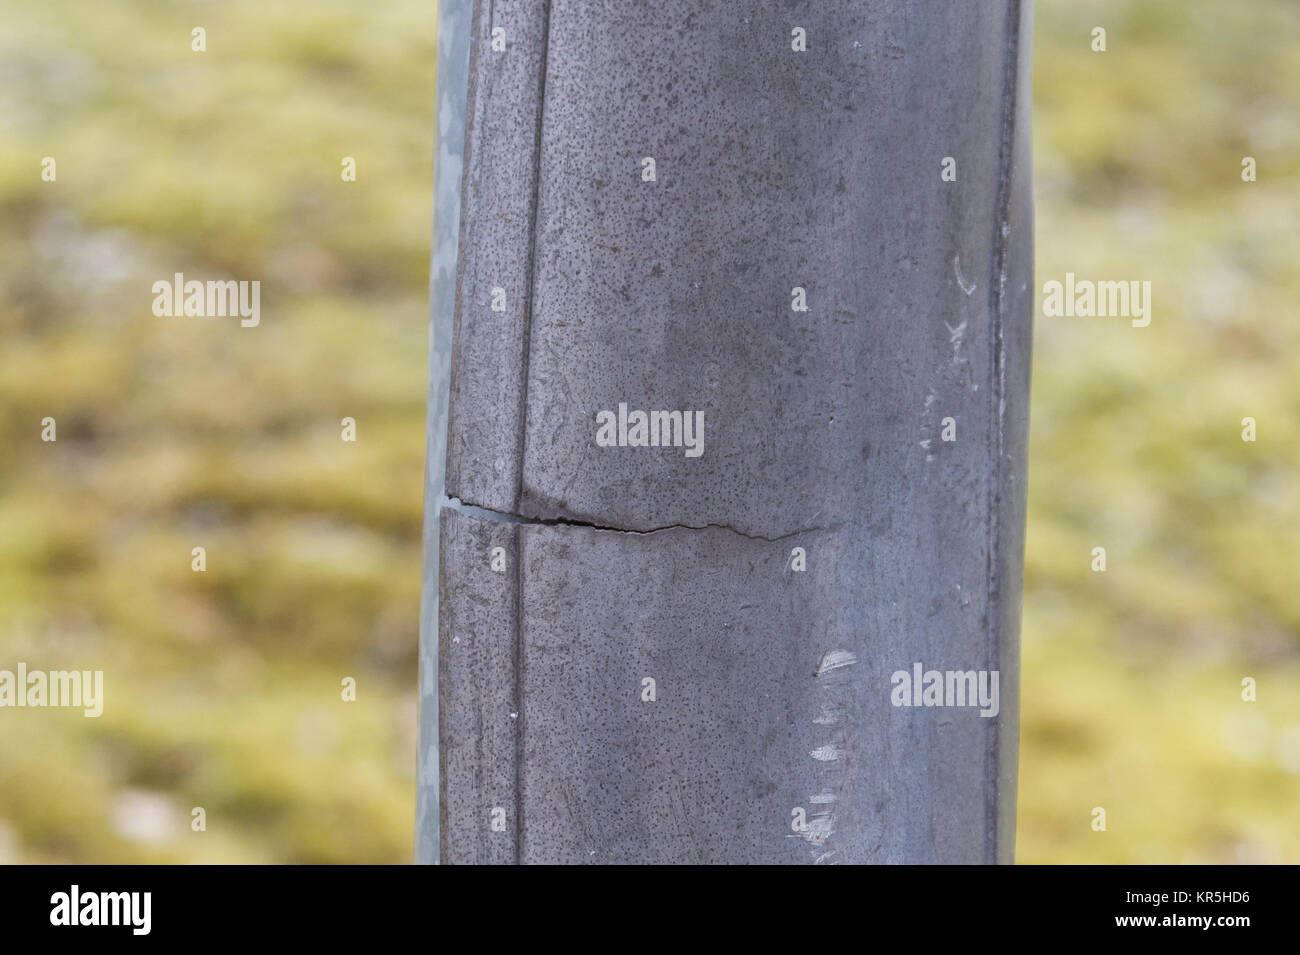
[420,0,1033,864]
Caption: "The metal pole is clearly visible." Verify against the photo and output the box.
[415,0,474,866]
[422,0,1033,864]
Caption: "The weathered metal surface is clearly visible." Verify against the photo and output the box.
[424,0,1033,864]
[415,0,473,866]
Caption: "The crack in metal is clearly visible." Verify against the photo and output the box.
[440,495,832,543]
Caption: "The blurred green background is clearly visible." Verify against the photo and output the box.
[0,0,1296,863]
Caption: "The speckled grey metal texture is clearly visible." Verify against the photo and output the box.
[444,0,550,512]
[438,509,519,864]
[431,0,1033,864]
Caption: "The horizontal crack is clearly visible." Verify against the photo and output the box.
[439,496,831,543]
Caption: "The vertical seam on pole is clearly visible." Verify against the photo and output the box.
[514,0,552,513]
[513,524,524,863]
[442,1,481,513]
[513,0,554,864]
[984,0,1023,865]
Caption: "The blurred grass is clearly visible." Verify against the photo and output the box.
[0,0,1296,863]
[1021,0,1300,862]
[0,0,432,863]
